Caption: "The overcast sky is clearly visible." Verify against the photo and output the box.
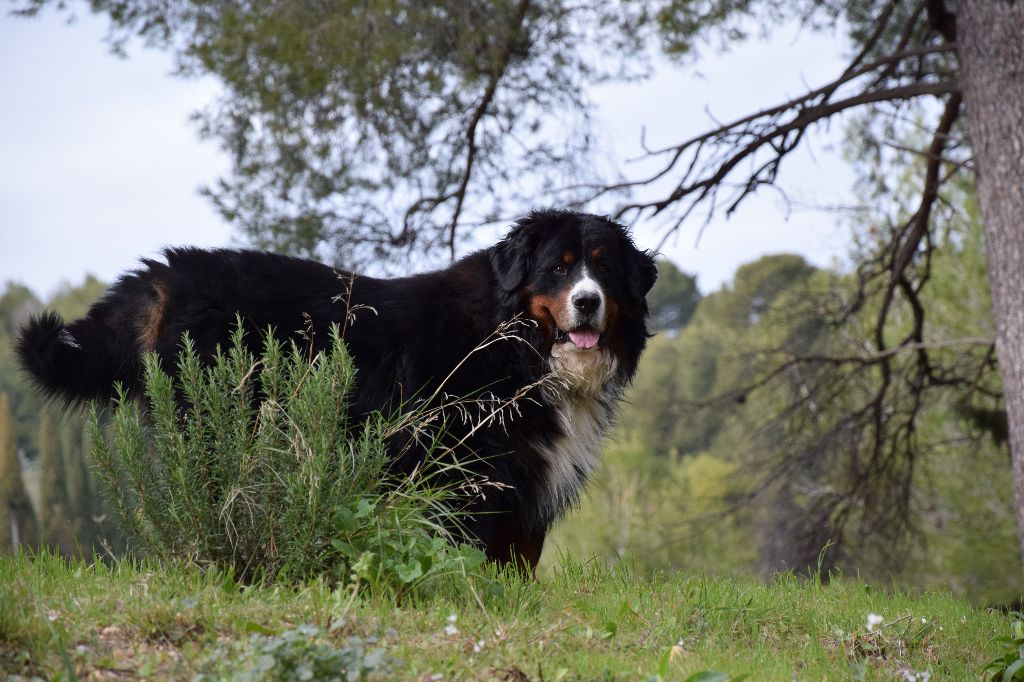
[1,7,856,299]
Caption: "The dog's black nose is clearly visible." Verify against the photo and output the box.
[573,293,601,315]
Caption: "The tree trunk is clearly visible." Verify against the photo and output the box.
[958,0,1024,565]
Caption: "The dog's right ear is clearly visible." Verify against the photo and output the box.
[488,215,539,293]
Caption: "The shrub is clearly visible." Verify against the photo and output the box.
[87,321,484,591]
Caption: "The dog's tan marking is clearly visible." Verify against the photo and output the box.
[561,250,575,266]
[528,293,558,345]
[137,282,169,351]
[528,290,573,336]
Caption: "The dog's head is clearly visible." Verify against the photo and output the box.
[489,210,658,391]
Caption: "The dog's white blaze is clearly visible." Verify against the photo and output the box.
[569,266,606,329]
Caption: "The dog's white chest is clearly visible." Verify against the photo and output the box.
[538,391,611,518]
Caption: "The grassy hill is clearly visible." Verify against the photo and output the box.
[0,551,1010,680]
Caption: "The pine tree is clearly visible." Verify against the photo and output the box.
[0,391,38,552]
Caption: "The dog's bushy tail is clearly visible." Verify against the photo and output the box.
[16,309,142,406]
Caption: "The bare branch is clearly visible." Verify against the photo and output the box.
[609,79,958,222]
[646,45,956,164]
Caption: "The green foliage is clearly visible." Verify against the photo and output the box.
[545,439,755,575]
[331,496,488,597]
[698,254,817,330]
[983,612,1024,681]
[87,320,478,592]
[620,253,819,459]
[618,335,703,457]
[201,624,388,681]
[649,0,919,63]
[653,0,770,57]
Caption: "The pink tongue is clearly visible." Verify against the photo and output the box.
[568,330,600,349]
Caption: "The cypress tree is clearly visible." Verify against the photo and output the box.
[37,405,75,555]
[61,414,95,551]
[0,392,38,552]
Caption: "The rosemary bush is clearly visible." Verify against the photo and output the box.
[87,323,485,589]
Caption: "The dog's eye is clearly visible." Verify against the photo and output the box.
[552,265,568,276]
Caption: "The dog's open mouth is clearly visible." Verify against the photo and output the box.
[554,327,602,350]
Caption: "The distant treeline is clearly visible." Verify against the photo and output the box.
[0,276,127,556]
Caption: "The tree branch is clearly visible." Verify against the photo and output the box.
[446,0,531,259]
[609,79,958,224]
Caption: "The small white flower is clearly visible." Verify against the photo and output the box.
[921,617,927,624]
[866,613,884,632]
[447,613,458,624]
[444,624,459,636]
[473,639,485,653]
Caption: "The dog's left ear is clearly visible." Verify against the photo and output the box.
[488,215,540,293]
[614,223,657,300]
[630,249,659,300]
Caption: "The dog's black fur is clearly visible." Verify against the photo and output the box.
[17,210,657,570]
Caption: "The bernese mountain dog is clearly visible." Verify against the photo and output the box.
[16,209,657,572]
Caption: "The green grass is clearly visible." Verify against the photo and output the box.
[0,551,1009,680]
